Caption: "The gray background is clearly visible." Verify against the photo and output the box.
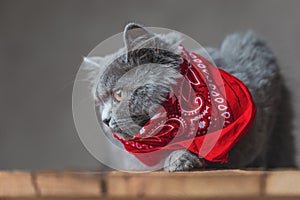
[1,0,299,170]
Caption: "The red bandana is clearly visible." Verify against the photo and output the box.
[113,46,256,166]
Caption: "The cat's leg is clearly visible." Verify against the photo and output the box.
[163,150,205,172]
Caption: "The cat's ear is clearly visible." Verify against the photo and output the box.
[83,57,103,69]
[82,56,105,96]
[123,23,155,53]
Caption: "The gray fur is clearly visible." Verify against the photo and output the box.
[84,23,294,171]
[164,150,205,172]
[208,32,282,168]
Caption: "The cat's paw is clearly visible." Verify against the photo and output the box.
[163,150,205,172]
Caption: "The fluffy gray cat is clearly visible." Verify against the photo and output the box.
[84,23,294,171]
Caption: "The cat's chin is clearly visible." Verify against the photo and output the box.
[101,123,134,140]
[112,131,135,140]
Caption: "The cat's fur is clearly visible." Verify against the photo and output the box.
[84,23,294,171]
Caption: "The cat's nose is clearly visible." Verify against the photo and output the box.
[102,117,111,126]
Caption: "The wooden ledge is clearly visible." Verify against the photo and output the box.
[0,170,300,199]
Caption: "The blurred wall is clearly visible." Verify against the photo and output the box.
[1,0,300,170]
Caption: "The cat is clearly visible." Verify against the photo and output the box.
[84,23,294,171]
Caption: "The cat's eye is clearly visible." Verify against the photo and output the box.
[113,89,122,102]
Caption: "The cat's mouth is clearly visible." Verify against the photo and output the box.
[112,129,134,140]
[99,112,150,140]
[104,122,136,140]
[109,116,151,140]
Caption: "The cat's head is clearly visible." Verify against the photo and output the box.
[84,23,183,139]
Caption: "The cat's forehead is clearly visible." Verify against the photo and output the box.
[98,48,158,88]
[97,57,128,94]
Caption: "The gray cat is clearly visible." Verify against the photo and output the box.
[84,23,294,171]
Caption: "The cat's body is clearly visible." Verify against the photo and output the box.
[203,32,281,168]
[85,23,294,171]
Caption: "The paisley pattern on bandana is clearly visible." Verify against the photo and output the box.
[113,46,256,166]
